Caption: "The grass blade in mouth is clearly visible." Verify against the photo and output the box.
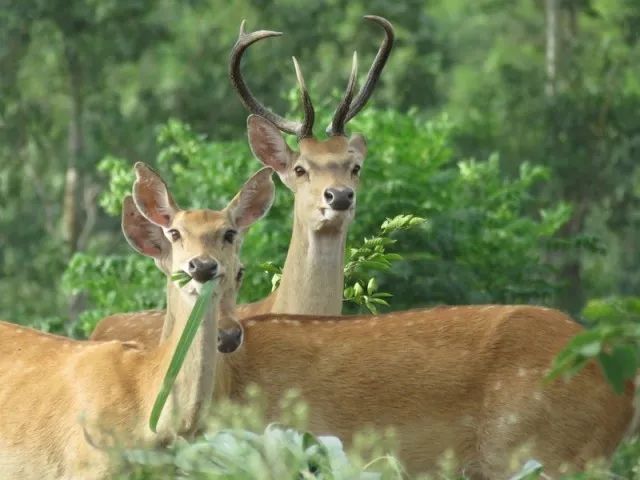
[171,271,192,288]
[149,278,217,433]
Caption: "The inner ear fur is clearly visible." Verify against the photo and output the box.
[121,195,169,258]
[247,115,294,174]
[132,162,179,228]
[226,167,276,230]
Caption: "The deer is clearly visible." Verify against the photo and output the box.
[89,15,394,345]
[0,163,276,479]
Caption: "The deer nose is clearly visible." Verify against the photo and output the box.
[323,187,354,211]
[187,257,218,283]
[218,326,243,353]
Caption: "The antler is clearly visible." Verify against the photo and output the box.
[327,15,395,136]
[291,57,315,139]
[327,52,358,137]
[229,21,315,139]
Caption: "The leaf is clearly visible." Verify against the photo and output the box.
[598,345,638,394]
[149,279,217,432]
[367,277,378,295]
[171,270,192,287]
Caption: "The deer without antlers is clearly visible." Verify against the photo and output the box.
[91,15,394,346]
[0,164,275,479]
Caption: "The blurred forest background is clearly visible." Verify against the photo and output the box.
[1,0,639,334]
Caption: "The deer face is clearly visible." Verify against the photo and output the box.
[247,116,367,233]
[122,163,275,301]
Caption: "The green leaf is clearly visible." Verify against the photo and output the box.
[149,279,217,433]
[171,271,192,288]
[598,345,638,394]
[367,277,378,295]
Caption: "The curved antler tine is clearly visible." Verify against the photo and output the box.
[344,15,395,124]
[327,51,359,136]
[292,57,315,139]
[229,21,302,136]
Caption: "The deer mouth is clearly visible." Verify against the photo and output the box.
[320,207,354,221]
[186,272,225,297]
[316,207,354,231]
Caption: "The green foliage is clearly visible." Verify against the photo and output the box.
[117,426,396,479]
[349,109,573,308]
[62,253,164,337]
[113,388,404,479]
[344,215,425,314]
[548,296,640,394]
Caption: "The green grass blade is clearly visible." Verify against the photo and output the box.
[149,279,217,433]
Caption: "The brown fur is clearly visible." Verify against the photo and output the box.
[219,306,634,477]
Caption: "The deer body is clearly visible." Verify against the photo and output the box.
[0,283,217,479]
[0,164,275,479]
[217,305,633,478]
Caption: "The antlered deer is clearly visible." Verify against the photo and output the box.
[0,164,275,479]
[90,16,394,345]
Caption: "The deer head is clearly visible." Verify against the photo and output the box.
[229,16,394,234]
[123,163,275,330]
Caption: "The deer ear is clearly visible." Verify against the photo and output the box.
[348,134,367,159]
[226,167,275,230]
[122,195,169,258]
[132,162,179,227]
[247,115,294,174]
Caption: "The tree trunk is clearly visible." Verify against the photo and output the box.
[545,0,559,97]
[558,202,588,315]
[62,44,83,256]
[63,43,87,327]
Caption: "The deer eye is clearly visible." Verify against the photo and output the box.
[167,229,181,242]
[351,164,361,176]
[223,229,237,244]
[294,165,306,177]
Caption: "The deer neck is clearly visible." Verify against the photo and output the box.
[271,215,346,315]
[151,280,219,436]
